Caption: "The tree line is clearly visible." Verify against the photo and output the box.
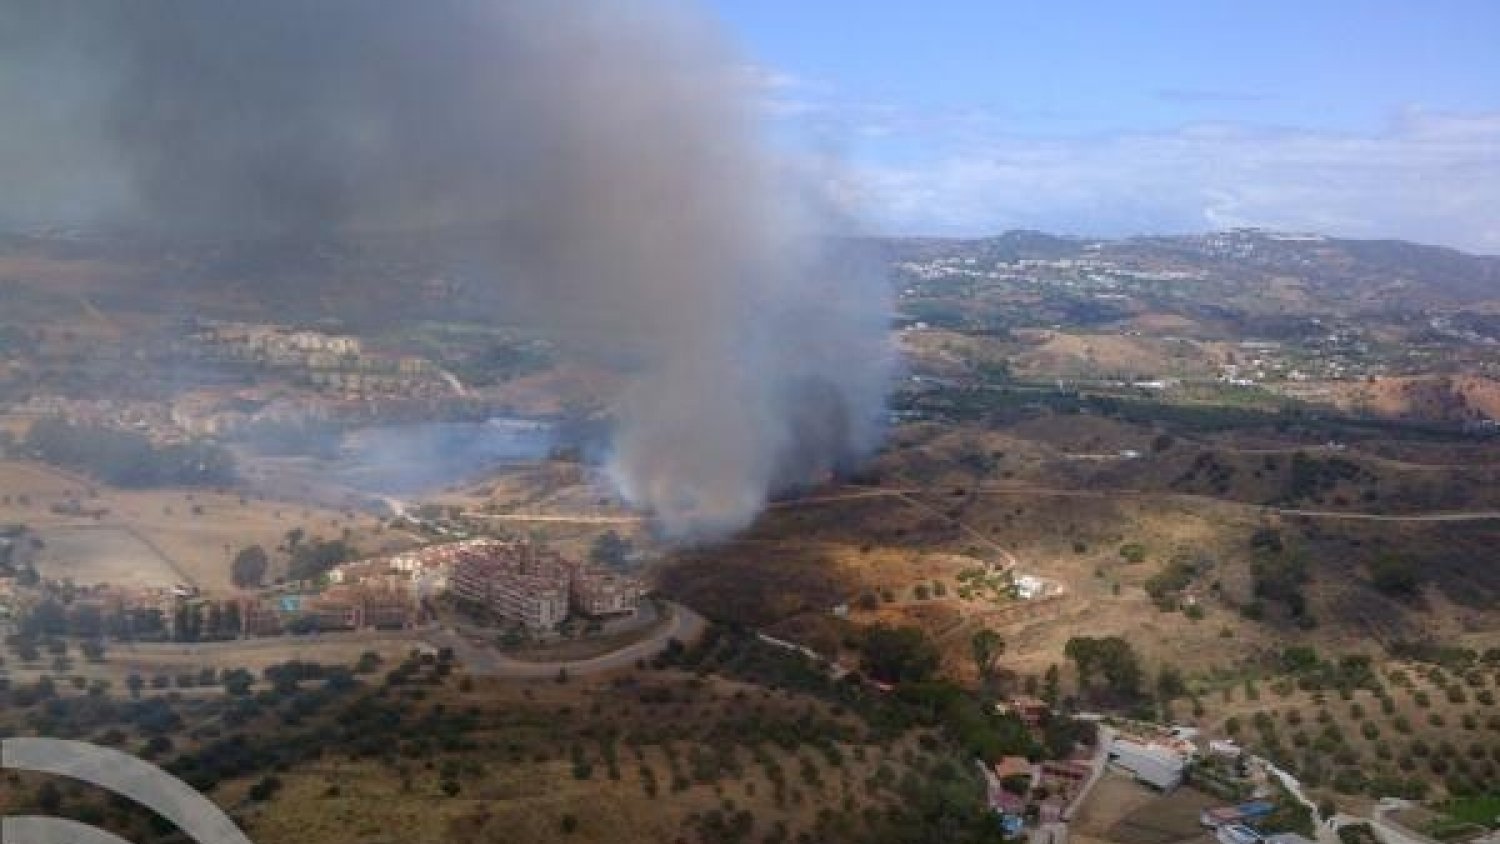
[14,596,247,644]
[24,417,235,487]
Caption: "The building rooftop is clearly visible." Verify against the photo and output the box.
[994,756,1034,780]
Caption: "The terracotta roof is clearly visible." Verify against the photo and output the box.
[994,756,1034,780]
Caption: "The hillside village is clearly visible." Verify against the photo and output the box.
[1,534,642,645]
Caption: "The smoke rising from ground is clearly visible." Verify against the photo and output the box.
[0,1,891,539]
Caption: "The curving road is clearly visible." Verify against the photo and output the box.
[427,600,706,678]
[111,601,707,679]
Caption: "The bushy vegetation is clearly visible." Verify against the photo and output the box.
[1250,551,1312,623]
[1145,551,1211,610]
[447,338,552,387]
[861,625,941,685]
[1368,554,1424,598]
[23,416,234,487]
[1222,640,1500,805]
[231,545,269,588]
[1064,635,1144,704]
[9,593,251,644]
[287,537,356,582]
[1276,647,1381,693]
[1281,452,1371,504]
[0,644,1006,844]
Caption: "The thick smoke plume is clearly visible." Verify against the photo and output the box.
[0,1,891,539]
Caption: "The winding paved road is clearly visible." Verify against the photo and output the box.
[427,600,706,678]
[113,601,707,678]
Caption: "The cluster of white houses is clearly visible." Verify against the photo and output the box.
[7,538,642,642]
[186,320,448,398]
[448,539,641,628]
[331,537,641,630]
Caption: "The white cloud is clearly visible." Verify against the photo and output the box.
[836,110,1500,253]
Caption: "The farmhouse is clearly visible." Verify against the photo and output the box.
[997,695,1052,727]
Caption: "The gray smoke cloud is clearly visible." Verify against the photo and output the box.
[0,0,891,539]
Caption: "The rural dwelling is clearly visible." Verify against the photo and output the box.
[994,755,1035,783]
[1108,735,1190,791]
[1014,574,1047,599]
[1002,695,1051,727]
[1209,739,1244,759]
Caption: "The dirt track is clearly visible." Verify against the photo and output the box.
[1274,508,1500,522]
[770,485,1020,570]
[976,481,1500,521]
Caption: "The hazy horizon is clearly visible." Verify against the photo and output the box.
[711,1,1500,254]
[4,3,1496,253]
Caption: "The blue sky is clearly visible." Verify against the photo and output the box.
[707,1,1500,251]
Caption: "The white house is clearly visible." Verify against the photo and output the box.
[1014,575,1047,600]
[1109,736,1190,791]
[1209,739,1243,759]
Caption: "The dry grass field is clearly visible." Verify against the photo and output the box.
[653,404,1500,714]
[0,458,89,500]
[662,474,1280,682]
[37,525,182,588]
[1011,332,1230,381]
[1322,375,1500,424]
[0,459,388,590]
[1071,772,1170,844]
[1100,785,1219,844]
[898,327,1234,383]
